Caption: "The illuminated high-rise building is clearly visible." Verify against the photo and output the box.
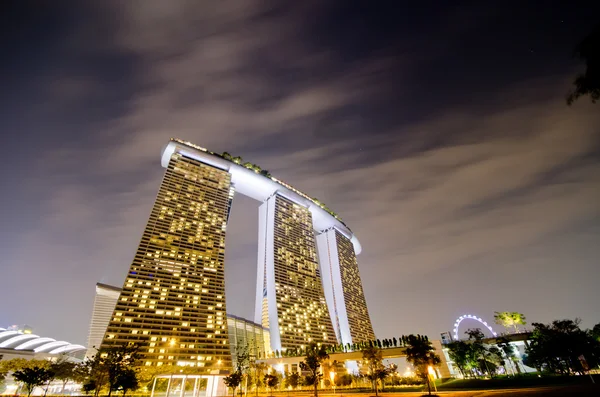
[86,283,121,358]
[316,228,375,346]
[101,151,234,372]
[103,139,374,374]
[255,193,335,352]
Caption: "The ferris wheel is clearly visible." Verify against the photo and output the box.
[453,314,498,341]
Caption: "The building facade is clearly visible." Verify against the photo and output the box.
[101,152,234,372]
[255,193,336,353]
[316,228,375,346]
[227,315,270,368]
[102,139,374,373]
[86,283,121,358]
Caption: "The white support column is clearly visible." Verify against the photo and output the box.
[180,375,187,397]
[165,374,173,397]
[151,377,158,397]
[316,228,352,346]
[192,377,199,397]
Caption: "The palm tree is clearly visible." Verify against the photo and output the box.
[299,343,329,397]
[405,335,441,396]
[567,24,600,105]
[362,346,386,396]
[494,312,527,333]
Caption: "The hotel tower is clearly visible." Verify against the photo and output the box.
[101,151,234,372]
[102,139,374,371]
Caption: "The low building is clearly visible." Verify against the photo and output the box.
[0,327,85,360]
[86,283,121,359]
[0,327,85,396]
[227,314,271,367]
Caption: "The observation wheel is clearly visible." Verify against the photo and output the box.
[453,314,497,341]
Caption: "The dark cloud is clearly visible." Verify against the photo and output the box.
[0,1,599,344]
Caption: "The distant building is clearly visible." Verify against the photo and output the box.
[85,283,121,358]
[0,326,84,396]
[226,315,270,368]
[6,324,33,334]
[0,327,85,360]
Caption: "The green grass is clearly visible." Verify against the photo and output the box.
[435,374,599,391]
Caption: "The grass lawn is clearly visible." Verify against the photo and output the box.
[435,374,599,390]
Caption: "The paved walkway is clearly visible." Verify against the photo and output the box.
[294,385,600,396]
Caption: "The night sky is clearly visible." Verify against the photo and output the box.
[1,1,599,346]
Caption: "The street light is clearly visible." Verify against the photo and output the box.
[427,366,438,393]
[329,371,336,394]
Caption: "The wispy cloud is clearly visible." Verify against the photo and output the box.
[1,1,599,342]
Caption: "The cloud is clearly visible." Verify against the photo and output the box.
[2,1,599,342]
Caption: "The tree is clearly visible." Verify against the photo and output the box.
[82,379,97,395]
[284,372,301,390]
[567,24,600,105]
[51,359,77,394]
[299,343,329,397]
[250,361,268,392]
[233,344,251,395]
[224,371,243,397]
[465,328,502,378]
[592,323,600,342]
[446,340,473,378]
[13,367,53,397]
[81,345,140,397]
[525,319,600,375]
[0,355,6,391]
[405,335,441,396]
[115,368,138,397]
[496,337,521,375]
[485,346,504,377]
[263,374,278,396]
[361,346,386,396]
[494,312,527,333]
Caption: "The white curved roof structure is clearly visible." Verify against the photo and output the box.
[0,330,20,343]
[0,333,38,348]
[0,327,85,355]
[162,139,362,254]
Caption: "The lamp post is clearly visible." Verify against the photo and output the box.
[427,366,438,393]
[329,371,336,395]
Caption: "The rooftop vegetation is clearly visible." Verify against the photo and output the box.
[172,138,348,228]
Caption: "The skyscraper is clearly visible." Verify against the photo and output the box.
[255,193,335,352]
[101,152,234,372]
[103,139,374,373]
[86,283,121,359]
[316,228,375,346]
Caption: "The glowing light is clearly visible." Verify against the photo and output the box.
[453,314,497,340]
[428,366,438,380]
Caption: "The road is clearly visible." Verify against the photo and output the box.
[390,384,598,396]
[313,384,600,396]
